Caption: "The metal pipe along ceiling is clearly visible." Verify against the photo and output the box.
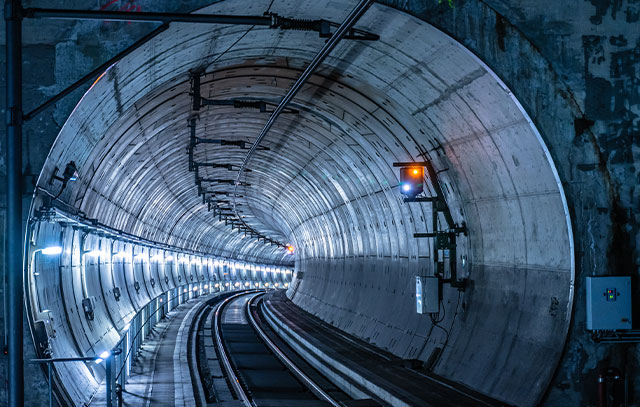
[28,1,573,407]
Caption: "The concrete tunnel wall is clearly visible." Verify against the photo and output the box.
[26,1,573,406]
[27,215,291,404]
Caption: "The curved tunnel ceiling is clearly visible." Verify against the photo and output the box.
[32,1,574,405]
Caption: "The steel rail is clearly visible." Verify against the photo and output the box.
[214,292,255,407]
[232,0,374,240]
[247,293,341,407]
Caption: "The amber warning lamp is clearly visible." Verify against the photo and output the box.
[399,166,424,199]
[286,245,294,254]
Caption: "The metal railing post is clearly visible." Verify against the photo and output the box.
[106,353,113,407]
[48,362,53,407]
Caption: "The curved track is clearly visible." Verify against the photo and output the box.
[213,291,346,407]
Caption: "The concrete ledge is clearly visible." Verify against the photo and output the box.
[262,299,409,406]
[174,296,213,406]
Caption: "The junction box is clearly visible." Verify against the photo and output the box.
[416,276,439,314]
[586,276,632,330]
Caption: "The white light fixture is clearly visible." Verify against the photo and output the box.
[85,249,101,257]
[165,256,174,261]
[123,323,130,331]
[95,350,111,364]
[204,285,209,289]
[41,246,63,255]
[193,286,198,291]
[151,254,163,262]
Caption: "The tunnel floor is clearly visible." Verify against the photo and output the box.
[86,291,512,406]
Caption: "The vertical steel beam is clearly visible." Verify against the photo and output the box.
[5,0,23,406]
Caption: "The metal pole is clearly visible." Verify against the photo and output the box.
[24,8,273,26]
[106,355,113,407]
[5,0,24,405]
[48,362,52,407]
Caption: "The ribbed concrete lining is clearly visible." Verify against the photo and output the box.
[30,1,572,406]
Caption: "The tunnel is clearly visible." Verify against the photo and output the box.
[4,0,637,406]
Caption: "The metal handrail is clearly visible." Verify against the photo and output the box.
[32,284,278,407]
[33,285,207,407]
[113,288,193,383]
[31,350,122,407]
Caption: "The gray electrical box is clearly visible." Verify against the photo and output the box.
[586,276,632,331]
[416,276,439,314]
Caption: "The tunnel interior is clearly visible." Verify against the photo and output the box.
[26,1,573,406]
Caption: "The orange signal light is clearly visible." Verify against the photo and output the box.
[287,245,294,254]
[412,169,419,175]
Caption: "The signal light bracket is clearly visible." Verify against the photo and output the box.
[396,159,468,291]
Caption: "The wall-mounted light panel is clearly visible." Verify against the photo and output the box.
[586,276,632,330]
[416,276,439,314]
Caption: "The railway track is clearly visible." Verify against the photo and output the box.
[210,291,352,407]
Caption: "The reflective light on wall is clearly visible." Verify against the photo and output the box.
[85,249,102,257]
[113,251,129,260]
[41,246,63,255]
[123,323,130,331]
[165,255,174,261]
[150,254,163,262]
